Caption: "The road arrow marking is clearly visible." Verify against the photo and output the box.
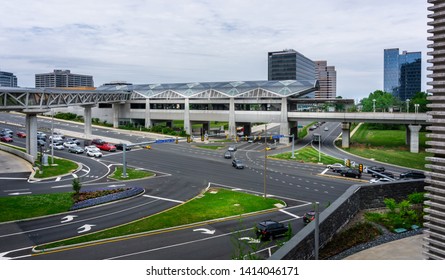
[193,228,215,235]
[77,224,96,234]
[238,237,261,244]
[61,215,78,223]
[8,192,32,196]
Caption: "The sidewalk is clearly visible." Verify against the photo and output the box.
[343,233,425,260]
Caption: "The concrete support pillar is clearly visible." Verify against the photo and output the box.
[289,121,298,141]
[25,113,38,163]
[184,98,191,135]
[203,122,210,134]
[228,97,236,138]
[83,105,93,139]
[112,103,119,128]
[279,98,289,144]
[405,124,410,145]
[243,124,252,137]
[145,99,152,129]
[408,125,421,153]
[341,122,351,148]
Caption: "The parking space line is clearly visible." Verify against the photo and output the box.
[279,209,300,219]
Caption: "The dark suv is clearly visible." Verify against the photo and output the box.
[399,170,425,180]
[340,168,362,179]
[255,220,288,240]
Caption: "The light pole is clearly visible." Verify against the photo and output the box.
[415,103,419,114]
[318,134,321,162]
[51,109,54,165]
[372,99,376,113]
[291,134,295,159]
[264,123,267,198]
[406,99,410,113]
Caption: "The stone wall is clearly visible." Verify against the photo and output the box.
[270,180,426,260]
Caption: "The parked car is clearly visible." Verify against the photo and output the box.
[63,141,78,148]
[0,131,12,137]
[255,220,288,240]
[1,128,13,135]
[399,170,426,180]
[16,131,26,138]
[367,166,385,174]
[50,142,64,150]
[224,151,232,159]
[37,131,47,139]
[68,146,84,154]
[96,142,117,152]
[37,139,46,146]
[228,146,237,152]
[303,211,316,225]
[65,138,80,145]
[49,135,64,142]
[91,138,105,145]
[85,146,103,158]
[115,143,131,151]
[0,136,13,142]
[232,159,244,169]
[49,132,64,139]
[340,168,362,179]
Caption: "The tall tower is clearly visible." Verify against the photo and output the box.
[425,0,445,260]
[268,49,316,81]
[315,61,336,98]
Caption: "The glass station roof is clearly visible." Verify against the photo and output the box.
[97,80,318,99]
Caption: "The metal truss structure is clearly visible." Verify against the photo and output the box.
[0,87,131,111]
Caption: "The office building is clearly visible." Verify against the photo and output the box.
[35,69,94,88]
[268,49,316,81]
[315,61,336,98]
[0,71,18,87]
[384,48,421,101]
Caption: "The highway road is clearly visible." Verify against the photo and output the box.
[0,112,410,260]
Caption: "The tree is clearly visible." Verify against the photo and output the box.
[409,92,429,113]
[360,90,397,112]
[72,178,82,195]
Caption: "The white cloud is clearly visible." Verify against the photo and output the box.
[0,0,429,100]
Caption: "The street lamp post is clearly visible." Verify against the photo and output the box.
[372,99,376,113]
[415,103,419,114]
[291,134,295,159]
[406,99,410,113]
[318,135,321,162]
[264,123,267,198]
[51,109,54,165]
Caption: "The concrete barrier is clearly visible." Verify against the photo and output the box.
[0,144,34,164]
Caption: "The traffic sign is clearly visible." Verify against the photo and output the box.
[272,134,285,139]
[155,139,176,144]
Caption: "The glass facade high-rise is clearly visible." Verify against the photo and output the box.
[384,48,421,101]
[0,71,18,87]
[35,69,94,88]
[268,49,316,81]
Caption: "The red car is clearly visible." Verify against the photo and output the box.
[95,142,116,152]
[0,136,13,142]
[16,131,26,138]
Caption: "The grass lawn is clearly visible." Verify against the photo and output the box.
[194,144,224,150]
[344,124,431,170]
[0,193,74,222]
[35,188,284,250]
[34,157,79,178]
[108,166,154,180]
[271,146,343,165]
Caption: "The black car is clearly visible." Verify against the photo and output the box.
[340,168,362,179]
[303,211,315,225]
[115,143,131,151]
[255,220,288,240]
[224,151,232,159]
[399,170,426,179]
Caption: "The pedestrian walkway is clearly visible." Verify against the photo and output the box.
[0,150,33,174]
[343,233,425,260]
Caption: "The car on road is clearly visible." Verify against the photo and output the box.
[309,125,317,131]
[340,168,362,179]
[96,142,117,152]
[228,146,237,152]
[16,131,26,138]
[303,211,316,225]
[232,159,244,169]
[399,170,426,180]
[37,139,46,146]
[68,146,84,154]
[367,166,385,174]
[369,177,392,183]
[115,143,131,151]
[63,141,78,148]
[327,163,344,170]
[224,151,232,159]
[255,220,288,240]
[247,139,254,143]
[0,136,13,142]
[85,146,103,158]
[50,142,64,150]
[324,127,329,131]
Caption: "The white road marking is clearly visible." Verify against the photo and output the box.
[143,195,183,204]
[279,209,301,219]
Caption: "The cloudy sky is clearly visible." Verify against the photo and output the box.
[0,0,429,100]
